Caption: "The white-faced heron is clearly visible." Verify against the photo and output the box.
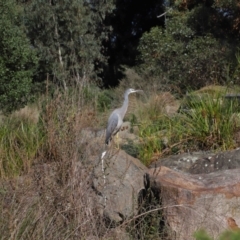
[105,88,143,145]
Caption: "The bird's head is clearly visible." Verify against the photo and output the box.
[125,88,143,95]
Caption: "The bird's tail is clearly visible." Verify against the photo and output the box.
[101,151,107,160]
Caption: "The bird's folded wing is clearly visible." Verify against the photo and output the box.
[105,113,119,144]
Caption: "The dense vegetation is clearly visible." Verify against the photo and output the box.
[1,0,240,112]
[0,0,38,113]
[1,0,240,239]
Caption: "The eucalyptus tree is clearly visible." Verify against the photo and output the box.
[23,0,115,89]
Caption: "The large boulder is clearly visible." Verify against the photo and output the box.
[148,149,240,240]
[92,149,147,224]
[151,149,240,174]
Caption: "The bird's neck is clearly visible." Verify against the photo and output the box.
[119,95,129,118]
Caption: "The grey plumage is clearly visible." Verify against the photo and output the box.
[105,88,143,145]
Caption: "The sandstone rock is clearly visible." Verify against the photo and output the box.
[151,148,240,174]
[148,165,240,240]
[117,121,140,145]
[79,127,105,160]
[150,151,216,173]
[86,229,131,240]
[189,148,240,174]
[93,149,147,224]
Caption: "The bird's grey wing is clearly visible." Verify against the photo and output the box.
[105,113,119,144]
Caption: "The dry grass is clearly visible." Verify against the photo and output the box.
[119,68,174,94]
[138,92,180,121]
[0,161,109,240]
[11,105,40,125]
[0,87,120,240]
[193,84,240,95]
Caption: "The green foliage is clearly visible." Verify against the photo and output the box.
[194,229,215,240]
[220,230,240,240]
[194,229,240,240]
[194,229,213,240]
[0,0,38,113]
[137,10,234,90]
[138,114,185,165]
[97,89,114,112]
[23,0,115,87]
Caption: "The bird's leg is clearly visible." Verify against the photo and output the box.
[116,132,120,149]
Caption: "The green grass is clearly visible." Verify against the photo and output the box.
[194,229,240,240]
[136,90,238,165]
[0,117,44,178]
[181,93,236,149]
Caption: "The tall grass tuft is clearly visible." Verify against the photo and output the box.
[136,90,238,165]
[181,92,237,150]
[0,116,44,178]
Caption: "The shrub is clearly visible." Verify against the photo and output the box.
[136,10,233,91]
[0,0,38,114]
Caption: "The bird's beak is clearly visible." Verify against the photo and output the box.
[134,90,144,93]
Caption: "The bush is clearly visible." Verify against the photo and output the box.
[136,10,234,91]
[0,0,38,114]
